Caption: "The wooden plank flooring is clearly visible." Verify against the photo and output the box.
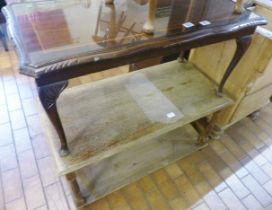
[1,44,272,210]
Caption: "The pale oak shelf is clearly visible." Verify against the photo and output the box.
[42,60,233,205]
[77,125,202,204]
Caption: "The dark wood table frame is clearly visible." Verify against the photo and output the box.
[3,0,266,157]
[37,28,257,156]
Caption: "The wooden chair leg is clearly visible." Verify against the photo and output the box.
[235,0,244,13]
[143,0,157,34]
[105,0,114,4]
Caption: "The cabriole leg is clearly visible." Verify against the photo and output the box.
[37,80,70,157]
[217,35,252,96]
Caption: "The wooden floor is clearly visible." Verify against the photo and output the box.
[1,44,272,210]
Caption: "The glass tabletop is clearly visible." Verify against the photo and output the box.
[4,0,263,74]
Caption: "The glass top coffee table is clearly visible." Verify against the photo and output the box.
[2,0,266,207]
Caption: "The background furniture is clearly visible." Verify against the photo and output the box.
[0,0,7,51]
[189,0,272,139]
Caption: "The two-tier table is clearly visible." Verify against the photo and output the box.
[3,0,266,208]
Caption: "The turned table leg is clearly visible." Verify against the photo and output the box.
[205,111,222,140]
[143,0,158,34]
[191,118,209,145]
[209,123,224,140]
[37,80,70,157]
[217,35,252,96]
[192,111,223,142]
[66,173,85,207]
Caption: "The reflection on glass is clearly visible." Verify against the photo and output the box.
[92,4,140,48]
[17,8,72,52]
[9,0,247,68]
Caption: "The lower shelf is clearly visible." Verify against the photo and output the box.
[42,61,232,175]
[73,124,206,207]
